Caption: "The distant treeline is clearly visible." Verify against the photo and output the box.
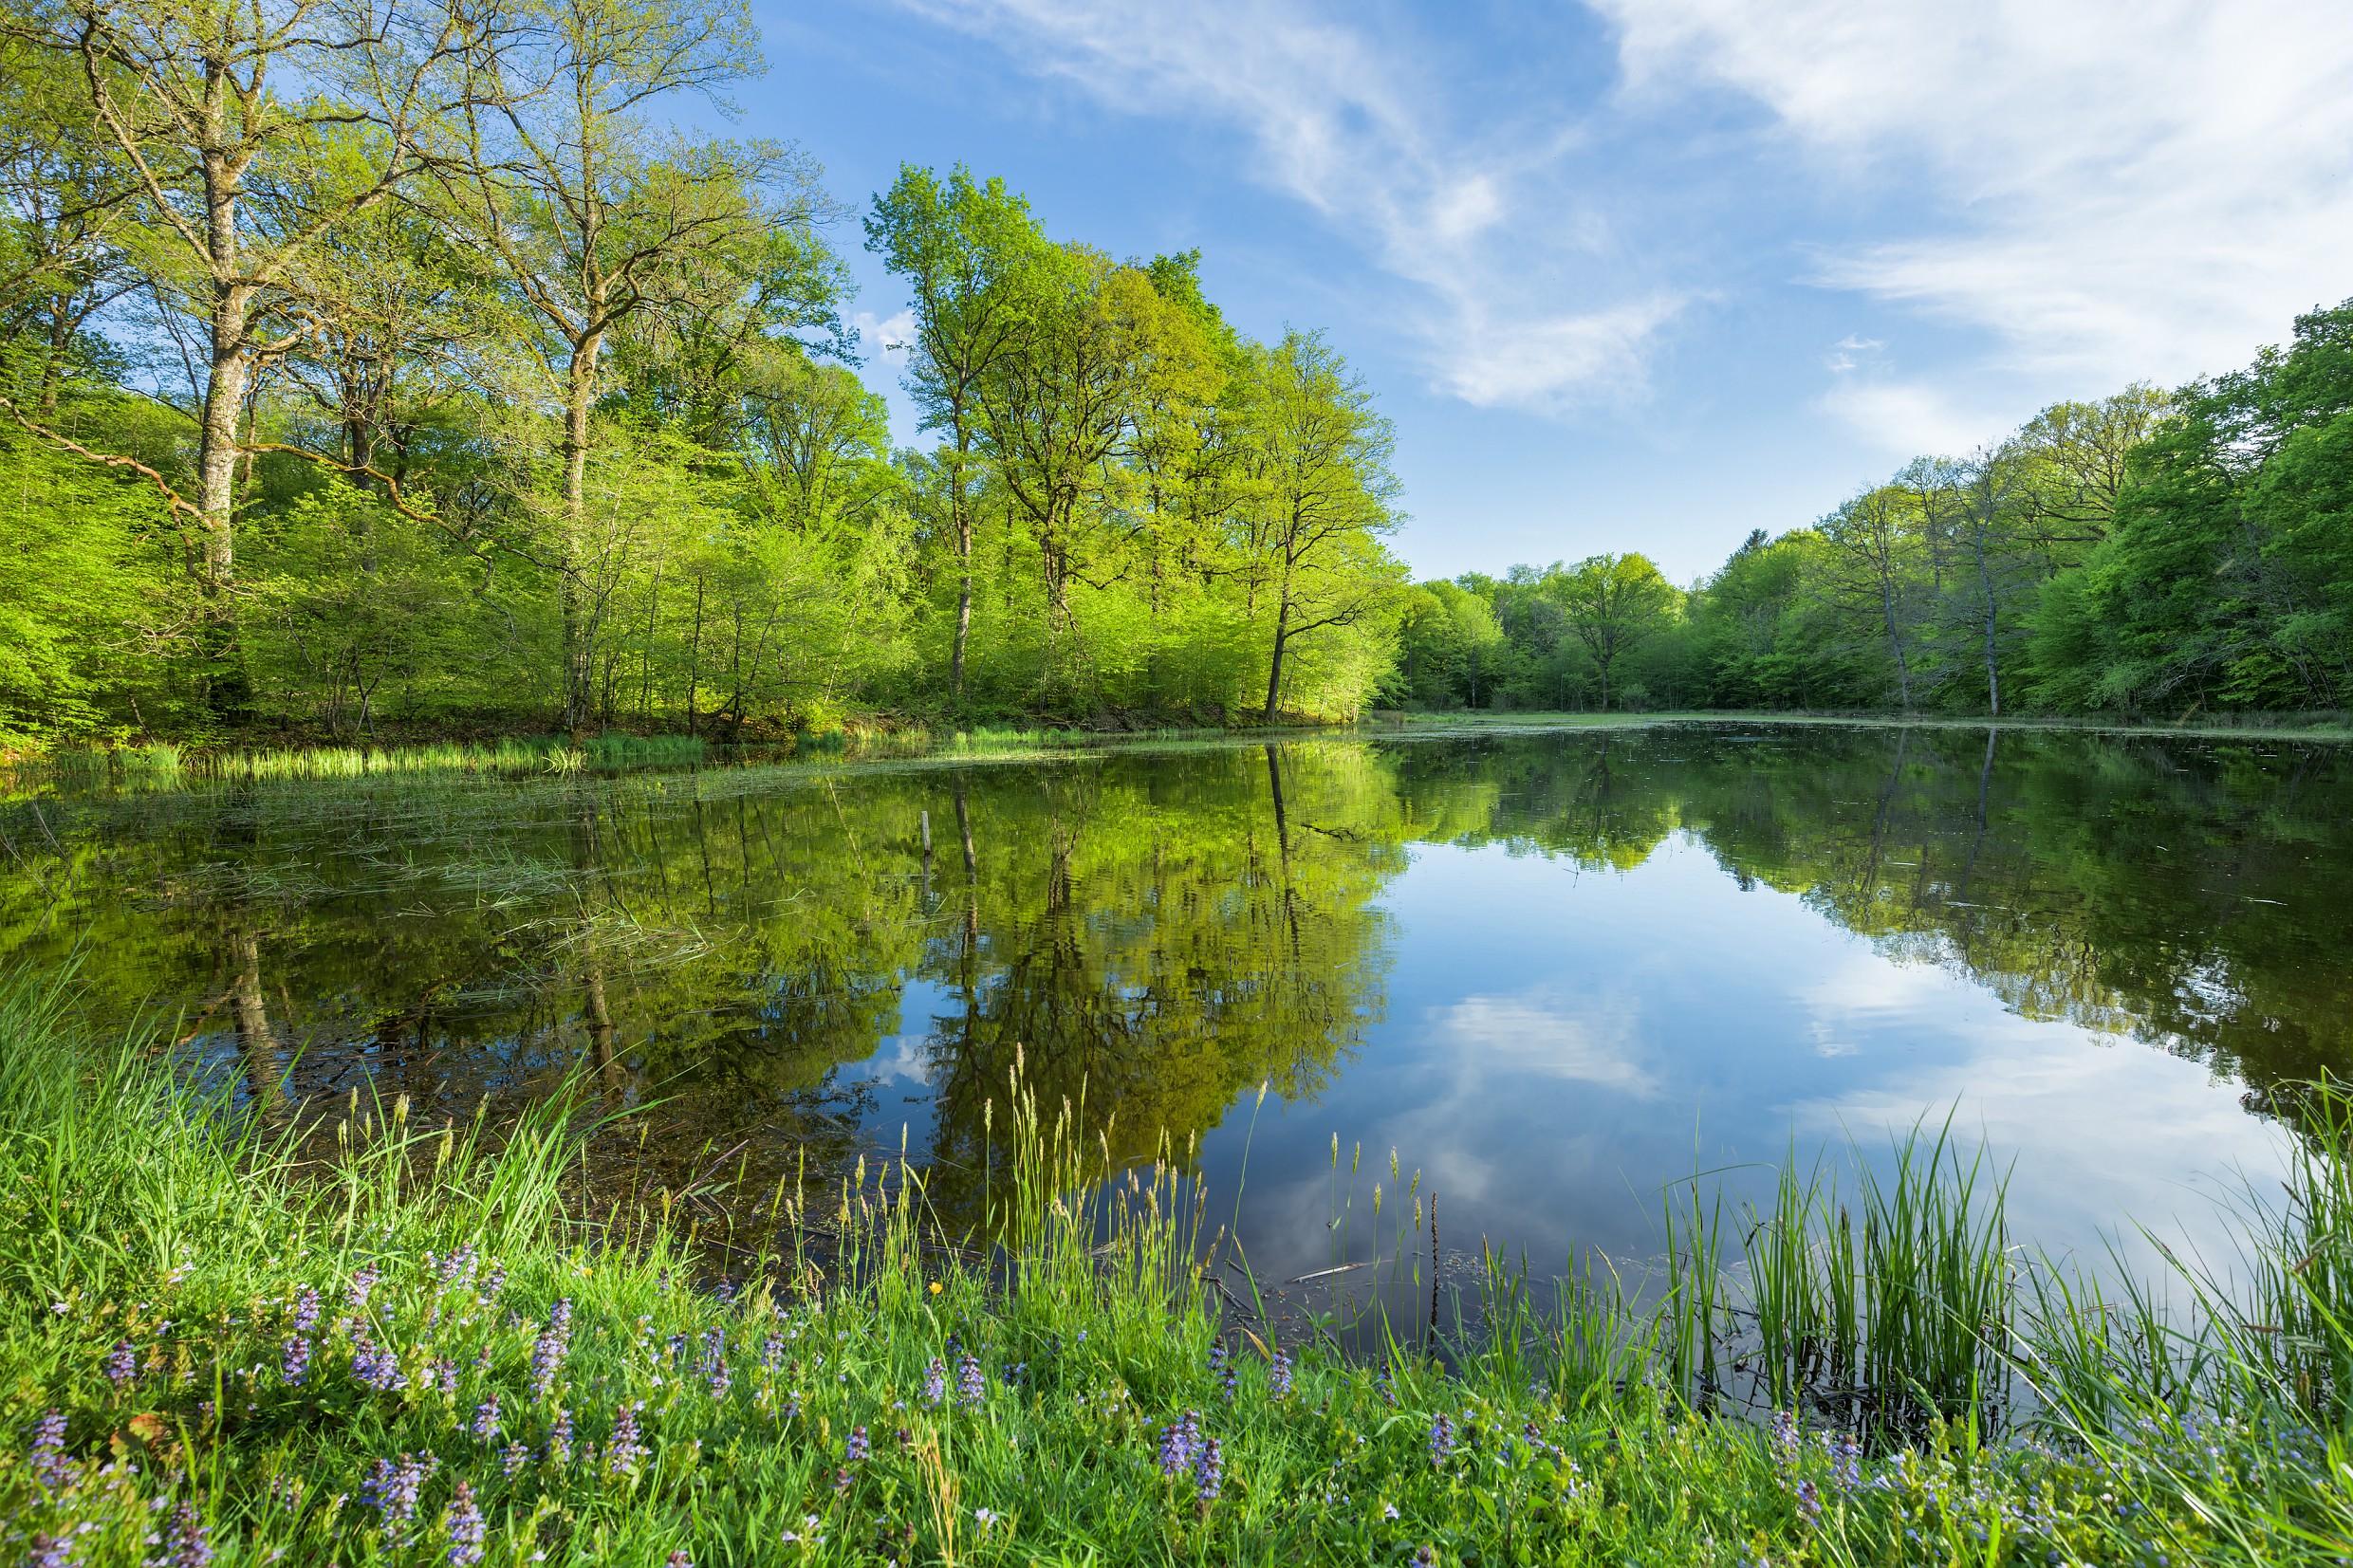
[0,0,1402,747]
[1397,301,2353,717]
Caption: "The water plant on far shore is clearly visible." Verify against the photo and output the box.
[4,968,2352,1565]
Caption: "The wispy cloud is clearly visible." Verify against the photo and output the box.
[1427,989,1658,1097]
[885,0,1685,411]
[1599,0,2353,395]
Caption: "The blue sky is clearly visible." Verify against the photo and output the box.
[732,0,2353,582]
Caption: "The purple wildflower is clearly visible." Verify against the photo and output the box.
[665,1332,688,1368]
[471,1396,500,1443]
[1376,1360,1397,1407]
[1795,1478,1822,1527]
[105,1339,137,1387]
[352,1329,405,1393]
[444,1480,485,1566]
[608,1403,646,1476]
[1824,1430,1862,1494]
[349,1264,380,1311]
[546,1408,573,1467]
[1428,1412,1456,1470]
[29,1408,68,1488]
[361,1452,438,1545]
[434,1357,460,1397]
[26,1534,73,1568]
[1770,1409,1799,1470]
[955,1352,985,1406]
[760,1333,786,1370]
[702,1329,732,1400]
[292,1286,322,1335]
[166,1501,212,1568]
[480,1266,507,1301]
[502,1441,529,1476]
[1412,1549,1436,1568]
[1158,1410,1200,1477]
[547,1299,573,1339]
[1268,1347,1293,1400]
[666,1555,691,1568]
[921,1358,946,1408]
[1208,1342,1235,1403]
[437,1246,479,1291]
[1194,1435,1224,1503]
[282,1336,313,1385]
[845,1426,869,1463]
[529,1327,567,1397]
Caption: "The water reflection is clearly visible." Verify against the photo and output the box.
[5,724,2346,1277]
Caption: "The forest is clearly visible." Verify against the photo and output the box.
[1400,304,2353,718]
[1,0,2348,749]
[0,0,1405,747]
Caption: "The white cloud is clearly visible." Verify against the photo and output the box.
[1427,989,1658,1096]
[1815,378,2005,459]
[885,0,1683,411]
[1597,0,2353,391]
[854,308,916,368]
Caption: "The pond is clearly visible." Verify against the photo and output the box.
[8,721,2346,1313]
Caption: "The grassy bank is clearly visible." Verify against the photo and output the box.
[4,974,2351,1566]
[10,708,2350,793]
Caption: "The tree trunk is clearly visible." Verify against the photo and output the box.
[1973,531,2002,716]
[560,324,603,731]
[950,431,973,699]
[1881,576,1912,710]
[1263,598,1290,724]
[231,927,286,1112]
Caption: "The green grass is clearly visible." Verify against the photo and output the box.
[4,970,2352,1566]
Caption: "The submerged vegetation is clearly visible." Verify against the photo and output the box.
[5,965,2353,1566]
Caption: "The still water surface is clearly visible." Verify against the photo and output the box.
[10,723,2346,1293]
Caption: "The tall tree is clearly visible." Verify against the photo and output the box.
[865,166,1045,702]
[1547,553,1677,711]
[1819,485,1925,709]
[1231,330,1400,722]
[19,0,484,589]
[443,0,837,729]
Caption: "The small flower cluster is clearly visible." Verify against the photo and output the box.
[159,1500,211,1568]
[1427,1412,1456,1470]
[1209,1341,1236,1403]
[1822,1430,1862,1495]
[30,1408,70,1488]
[1158,1410,1202,1478]
[607,1402,647,1476]
[351,1325,405,1393]
[349,1263,380,1311]
[701,1329,732,1400]
[530,1300,573,1397]
[1153,1409,1222,1509]
[443,1480,485,1566]
[1268,1346,1293,1400]
[546,1408,574,1467]
[361,1451,439,1546]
